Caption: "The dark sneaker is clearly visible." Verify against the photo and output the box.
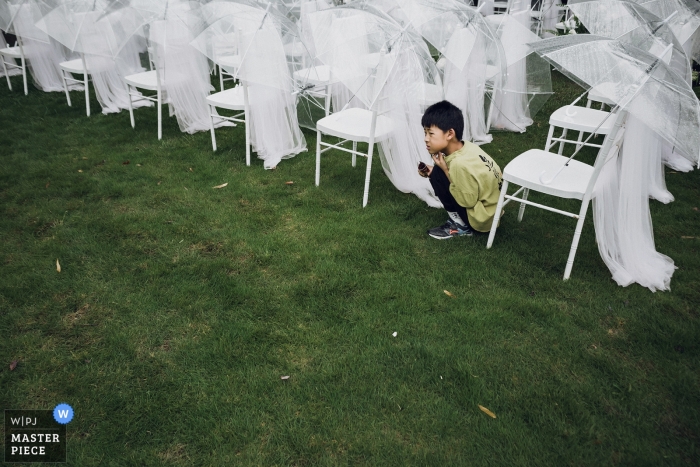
[427,220,474,239]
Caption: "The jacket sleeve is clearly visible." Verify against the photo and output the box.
[448,165,479,208]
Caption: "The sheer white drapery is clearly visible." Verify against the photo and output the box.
[531,35,700,290]
[486,11,550,132]
[593,115,677,291]
[192,0,307,168]
[150,16,214,134]
[310,6,441,206]
[12,2,77,92]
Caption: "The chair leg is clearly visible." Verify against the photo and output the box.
[315,130,322,186]
[362,141,375,208]
[219,66,224,92]
[209,105,217,152]
[487,180,508,249]
[544,124,555,151]
[61,70,72,107]
[517,188,529,222]
[563,199,591,280]
[244,109,251,166]
[21,55,27,95]
[125,84,135,128]
[1,58,11,91]
[157,88,162,140]
[84,72,90,117]
[352,141,357,167]
[558,128,568,155]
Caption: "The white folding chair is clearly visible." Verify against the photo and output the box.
[59,56,92,116]
[315,106,394,208]
[0,39,28,95]
[206,83,251,165]
[486,111,627,280]
[123,63,163,139]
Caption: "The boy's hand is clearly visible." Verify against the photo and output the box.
[431,152,448,173]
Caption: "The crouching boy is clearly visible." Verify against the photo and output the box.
[420,100,503,239]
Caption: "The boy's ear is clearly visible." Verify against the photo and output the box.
[446,128,456,141]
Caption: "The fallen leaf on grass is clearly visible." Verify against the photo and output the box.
[189,167,193,172]
[285,181,294,185]
[122,160,130,165]
[444,290,456,298]
[213,183,228,189]
[45,182,50,188]
[693,207,698,211]
[681,236,695,239]
[392,332,397,337]
[280,375,290,380]
[82,157,88,160]
[78,170,83,173]
[157,181,162,185]
[56,259,61,273]
[478,405,496,418]
[10,360,18,371]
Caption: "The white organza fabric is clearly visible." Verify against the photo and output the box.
[485,11,537,132]
[239,21,307,168]
[12,4,78,92]
[193,0,307,168]
[376,49,442,207]
[310,7,441,206]
[593,115,676,291]
[150,18,214,134]
[443,27,492,144]
[76,12,151,114]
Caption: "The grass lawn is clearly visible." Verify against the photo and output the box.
[1,70,699,466]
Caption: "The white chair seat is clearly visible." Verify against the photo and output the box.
[206,86,246,111]
[293,65,330,86]
[503,149,593,200]
[549,105,614,134]
[588,84,616,106]
[316,108,393,143]
[0,47,21,59]
[59,58,88,74]
[217,54,241,71]
[124,70,158,91]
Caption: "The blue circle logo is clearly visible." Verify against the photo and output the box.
[53,403,74,424]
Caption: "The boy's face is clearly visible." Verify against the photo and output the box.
[424,125,455,155]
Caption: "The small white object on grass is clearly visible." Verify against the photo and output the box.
[392,332,397,337]
[280,375,290,380]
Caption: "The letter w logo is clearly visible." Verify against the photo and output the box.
[58,410,69,419]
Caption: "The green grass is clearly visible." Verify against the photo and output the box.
[1,71,699,466]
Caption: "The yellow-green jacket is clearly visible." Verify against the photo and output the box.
[445,142,503,232]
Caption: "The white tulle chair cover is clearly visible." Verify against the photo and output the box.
[73,12,150,114]
[193,0,307,167]
[239,21,307,168]
[485,11,539,132]
[443,27,493,144]
[310,6,441,206]
[593,115,677,291]
[150,18,213,134]
[12,3,77,92]
[376,49,442,207]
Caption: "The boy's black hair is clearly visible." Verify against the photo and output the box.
[421,100,464,141]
